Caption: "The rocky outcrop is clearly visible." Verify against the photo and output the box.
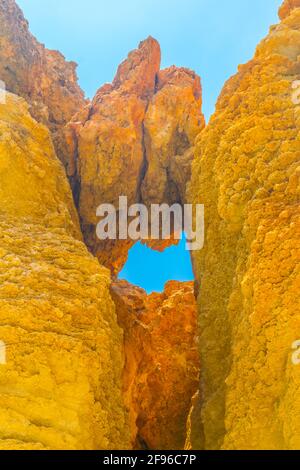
[0,3,202,450]
[141,66,204,206]
[0,0,86,136]
[59,38,205,275]
[0,93,130,450]
[188,3,300,450]
[111,280,199,450]
[279,0,300,19]
[5,0,299,453]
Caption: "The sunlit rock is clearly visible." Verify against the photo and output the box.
[0,93,130,450]
[188,2,300,450]
[59,38,205,275]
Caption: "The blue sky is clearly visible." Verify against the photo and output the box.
[17,0,282,292]
[119,235,194,293]
[18,0,282,119]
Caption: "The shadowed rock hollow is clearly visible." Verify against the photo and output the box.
[111,280,199,450]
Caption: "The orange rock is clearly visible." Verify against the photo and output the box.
[111,280,199,450]
[59,39,204,275]
[142,67,205,206]
[59,38,161,274]
[113,37,161,99]
[188,2,300,450]
[0,0,86,136]
[279,0,300,19]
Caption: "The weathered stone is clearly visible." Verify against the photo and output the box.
[0,0,86,136]
[111,280,199,450]
[279,0,300,19]
[188,3,300,450]
[0,93,130,450]
[142,66,205,206]
[59,38,204,275]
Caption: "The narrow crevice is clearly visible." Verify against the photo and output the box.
[136,102,150,204]
[70,128,81,210]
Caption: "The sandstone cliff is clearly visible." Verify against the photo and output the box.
[59,38,205,275]
[0,2,203,450]
[2,0,298,453]
[111,280,199,450]
[0,93,130,450]
[188,3,300,450]
[0,0,86,136]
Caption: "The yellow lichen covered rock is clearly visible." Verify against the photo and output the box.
[0,93,130,450]
[111,280,199,450]
[188,3,300,450]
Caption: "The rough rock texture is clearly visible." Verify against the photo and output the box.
[59,38,205,275]
[141,66,204,206]
[111,280,199,450]
[279,0,300,19]
[188,4,300,450]
[0,93,130,450]
[0,0,86,136]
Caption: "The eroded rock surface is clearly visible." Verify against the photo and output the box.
[111,280,199,450]
[0,3,202,450]
[188,3,300,450]
[0,93,130,450]
[279,0,300,19]
[142,66,204,206]
[59,38,205,275]
[0,0,86,136]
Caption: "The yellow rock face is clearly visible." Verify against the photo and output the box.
[111,280,199,450]
[188,4,300,450]
[0,94,130,450]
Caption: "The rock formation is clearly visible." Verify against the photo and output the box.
[188,2,300,450]
[111,280,199,450]
[0,2,203,450]
[279,0,300,19]
[0,93,130,450]
[59,38,205,275]
[141,66,203,206]
[0,0,86,137]
[2,0,298,453]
